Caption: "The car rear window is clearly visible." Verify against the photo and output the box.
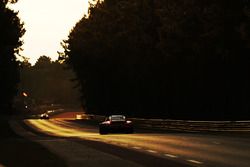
[111,115,125,121]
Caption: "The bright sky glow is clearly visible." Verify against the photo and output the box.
[10,0,89,65]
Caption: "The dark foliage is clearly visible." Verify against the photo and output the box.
[16,56,81,110]
[0,0,25,113]
[62,0,250,120]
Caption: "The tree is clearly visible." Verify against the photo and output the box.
[17,56,81,111]
[156,0,250,119]
[61,0,160,115]
[0,0,25,113]
[62,0,250,120]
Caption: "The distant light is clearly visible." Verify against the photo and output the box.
[22,92,28,97]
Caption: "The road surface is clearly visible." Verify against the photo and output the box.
[13,118,250,167]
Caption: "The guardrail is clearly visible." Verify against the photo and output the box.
[129,118,250,132]
[78,114,250,132]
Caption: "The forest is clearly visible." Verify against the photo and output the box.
[1,0,250,120]
[61,0,250,120]
[0,0,24,114]
[15,56,81,113]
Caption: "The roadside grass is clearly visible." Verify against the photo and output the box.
[0,116,67,167]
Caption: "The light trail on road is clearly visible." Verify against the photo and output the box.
[25,119,250,167]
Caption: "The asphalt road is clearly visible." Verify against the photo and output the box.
[21,118,250,167]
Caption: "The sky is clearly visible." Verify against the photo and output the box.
[10,0,89,65]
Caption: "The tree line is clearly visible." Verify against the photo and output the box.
[15,56,81,112]
[0,0,25,114]
[61,0,250,120]
[0,1,80,114]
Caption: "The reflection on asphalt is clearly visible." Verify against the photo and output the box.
[25,119,250,167]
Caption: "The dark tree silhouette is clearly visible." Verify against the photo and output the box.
[17,56,81,111]
[62,0,250,120]
[0,0,25,113]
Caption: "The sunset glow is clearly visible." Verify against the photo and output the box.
[10,0,89,65]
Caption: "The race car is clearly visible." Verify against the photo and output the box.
[40,113,49,119]
[99,115,134,134]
